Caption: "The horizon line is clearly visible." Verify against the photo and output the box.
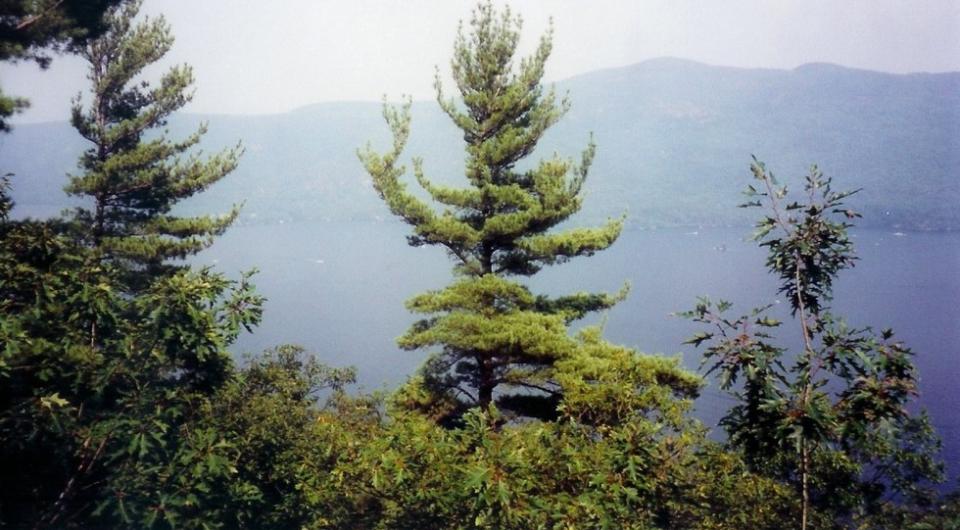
[9,56,959,126]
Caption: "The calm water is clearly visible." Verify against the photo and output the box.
[196,222,960,481]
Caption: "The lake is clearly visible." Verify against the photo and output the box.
[195,221,960,482]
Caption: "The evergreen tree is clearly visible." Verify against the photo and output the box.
[360,1,624,423]
[66,0,242,291]
[0,184,264,527]
[0,3,266,517]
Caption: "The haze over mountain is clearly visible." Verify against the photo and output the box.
[4,58,958,230]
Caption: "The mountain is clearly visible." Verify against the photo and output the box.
[3,58,958,229]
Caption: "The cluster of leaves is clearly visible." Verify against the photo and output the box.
[0,185,263,528]
[681,158,944,527]
[0,0,124,131]
[199,344,362,529]
[291,336,804,530]
[857,492,960,530]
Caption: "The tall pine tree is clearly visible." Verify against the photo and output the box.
[66,0,241,291]
[360,1,624,423]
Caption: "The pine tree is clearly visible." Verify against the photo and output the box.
[360,1,624,423]
[66,0,241,291]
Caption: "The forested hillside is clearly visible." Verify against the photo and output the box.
[5,59,959,230]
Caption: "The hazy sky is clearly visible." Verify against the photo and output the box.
[2,0,959,122]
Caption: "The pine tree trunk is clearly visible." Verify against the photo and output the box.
[801,439,809,530]
[478,359,493,409]
[478,243,494,410]
[93,195,104,248]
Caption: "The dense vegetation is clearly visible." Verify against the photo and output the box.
[1,1,955,529]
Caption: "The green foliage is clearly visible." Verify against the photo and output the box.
[0,3,260,519]
[201,344,360,529]
[681,158,944,527]
[299,381,801,530]
[0,88,28,132]
[555,327,701,429]
[66,0,242,291]
[359,0,625,423]
[0,184,263,527]
[857,492,960,530]
[0,0,123,64]
[5,1,954,526]
[0,0,124,131]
